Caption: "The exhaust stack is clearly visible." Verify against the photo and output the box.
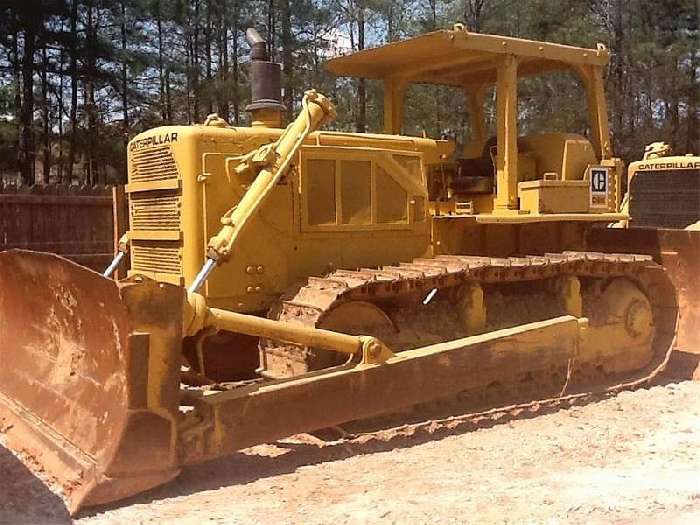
[245,28,284,128]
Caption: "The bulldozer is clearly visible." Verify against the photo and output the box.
[0,26,681,515]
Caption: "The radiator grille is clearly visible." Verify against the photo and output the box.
[131,242,182,274]
[130,146,179,183]
[127,145,183,277]
[130,192,181,231]
[629,169,700,229]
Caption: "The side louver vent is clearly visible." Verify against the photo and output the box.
[130,192,181,231]
[131,146,179,183]
[131,242,182,275]
[127,143,183,281]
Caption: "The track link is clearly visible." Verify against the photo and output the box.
[260,252,678,417]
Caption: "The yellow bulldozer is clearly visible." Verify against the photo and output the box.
[0,26,685,515]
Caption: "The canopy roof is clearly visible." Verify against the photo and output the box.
[325,28,610,87]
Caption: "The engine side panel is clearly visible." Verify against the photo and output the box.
[125,126,440,312]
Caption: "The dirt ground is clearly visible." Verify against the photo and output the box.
[1,369,699,525]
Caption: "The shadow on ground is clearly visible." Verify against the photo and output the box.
[0,444,71,525]
[659,349,700,383]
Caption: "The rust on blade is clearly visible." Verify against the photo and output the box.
[0,250,179,515]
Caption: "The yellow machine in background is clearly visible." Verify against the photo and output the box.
[588,141,699,356]
[0,26,680,514]
[623,142,699,230]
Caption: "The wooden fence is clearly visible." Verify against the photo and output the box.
[0,182,125,272]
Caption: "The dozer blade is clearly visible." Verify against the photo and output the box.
[0,250,179,515]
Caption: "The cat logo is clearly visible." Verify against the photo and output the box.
[129,132,179,152]
[589,167,609,209]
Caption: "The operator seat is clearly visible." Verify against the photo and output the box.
[452,137,530,195]
[451,137,497,195]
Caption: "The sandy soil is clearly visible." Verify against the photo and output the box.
[2,375,699,525]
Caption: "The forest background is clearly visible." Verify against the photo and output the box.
[0,0,697,186]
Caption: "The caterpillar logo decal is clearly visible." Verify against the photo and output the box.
[589,167,609,209]
[637,160,700,171]
[129,132,179,151]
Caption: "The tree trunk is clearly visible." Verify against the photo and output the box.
[687,50,698,153]
[192,0,201,122]
[19,8,38,185]
[611,0,626,155]
[185,22,193,123]
[356,2,366,133]
[232,23,239,124]
[120,0,129,183]
[57,28,65,183]
[85,0,98,185]
[464,0,485,32]
[267,0,275,60]
[205,2,213,115]
[386,1,394,42]
[281,0,293,115]
[41,44,51,185]
[165,69,172,122]
[155,1,168,121]
[11,14,23,181]
[218,0,230,121]
[67,0,79,184]
[429,0,440,135]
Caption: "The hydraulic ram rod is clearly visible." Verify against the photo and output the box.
[183,292,393,364]
[207,307,364,356]
[103,233,130,278]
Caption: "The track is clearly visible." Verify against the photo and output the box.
[260,251,678,434]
